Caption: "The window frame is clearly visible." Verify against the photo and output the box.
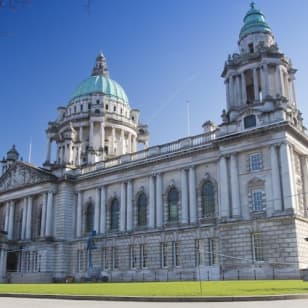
[249,152,263,171]
[251,233,264,262]
[167,187,179,222]
[201,181,216,218]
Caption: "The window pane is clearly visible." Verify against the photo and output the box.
[202,181,215,217]
[137,193,147,226]
[252,191,263,211]
[250,153,262,171]
[168,188,179,222]
[110,199,119,230]
[244,115,256,129]
[85,203,94,233]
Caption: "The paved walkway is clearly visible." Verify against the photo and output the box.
[0,298,308,308]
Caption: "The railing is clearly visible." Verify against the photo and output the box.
[78,130,216,175]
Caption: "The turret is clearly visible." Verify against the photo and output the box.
[1,145,19,175]
[219,3,304,135]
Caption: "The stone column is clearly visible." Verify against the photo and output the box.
[270,145,282,211]
[127,133,132,153]
[275,65,282,97]
[219,156,229,218]
[302,157,308,217]
[21,198,27,240]
[89,120,94,147]
[8,201,14,240]
[241,72,247,105]
[279,143,296,210]
[100,186,106,234]
[121,130,126,155]
[76,192,82,237]
[94,188,100,233]
[132,135,137,152]
[253,68,259,101]
[100,122,105,149]
[4,202,9,233]
[230,154,241,217]
[225,80,230,109]
[120,182,126,232]
[80,126,84,153]
[288,145,298,210]
[149,175,155,228]
[181,169,188,224]
[40,193,47,237]
[156,173,163,227]
[45,191,54,237]
[25,196,32,240]
[262,63,269,98]
[189,166,197,223]
[45,138,52,163]
[112,126,116,154]
[126,180,133,231]
[235,75,240,106]
[228,76,234,107]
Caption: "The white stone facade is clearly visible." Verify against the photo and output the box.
[0,4,308,283]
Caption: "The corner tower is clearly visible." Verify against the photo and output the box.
[44,53,149,169]
[220,3,304,134]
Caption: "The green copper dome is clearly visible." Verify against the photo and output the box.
[71,75,129,105]
[239,3,272,40]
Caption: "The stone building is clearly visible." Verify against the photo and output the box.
[0,3,308,283]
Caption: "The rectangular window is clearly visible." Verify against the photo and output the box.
[249,152,262,171]
[112,247,118,270]
[160,242,168,268]
[195,239,201,266]
[80,104,83,111]
[172,241,180,267]
[252,233,264,262]
[252,190,264,211]
[208,238,218,266]
[101,248,109,270]
[140,244,147,269]
[129,245,136,269]
[77,249,85,272]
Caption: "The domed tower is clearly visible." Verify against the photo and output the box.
[1,145,20,175]
[45,53,149,168]
[220,3,303,134]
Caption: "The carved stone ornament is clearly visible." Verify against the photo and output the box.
[0,162,54,192]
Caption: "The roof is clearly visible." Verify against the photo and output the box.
[239,3,272,40]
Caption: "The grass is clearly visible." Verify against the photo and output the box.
[0,280,308,297]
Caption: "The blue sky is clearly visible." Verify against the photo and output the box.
[1,0,308,166]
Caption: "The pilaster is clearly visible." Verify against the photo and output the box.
[149,175,155,228]
[100,186,106,234]
[181,169,188,224]
[189,166,197,223]
[120,182,126,232]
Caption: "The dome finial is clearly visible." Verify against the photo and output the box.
[250,2,255,9]
[91,52,109,78]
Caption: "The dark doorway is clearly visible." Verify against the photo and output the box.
[6,252,18,272]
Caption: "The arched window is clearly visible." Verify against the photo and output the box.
[202,181,216,217]
[168,187,179,222]
[85,203,94,233]
[110,198,120,230]
[137,193,147,226]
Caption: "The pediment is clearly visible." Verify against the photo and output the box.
[0,162,55,193]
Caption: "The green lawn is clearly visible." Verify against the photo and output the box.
[0,280,308,297]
